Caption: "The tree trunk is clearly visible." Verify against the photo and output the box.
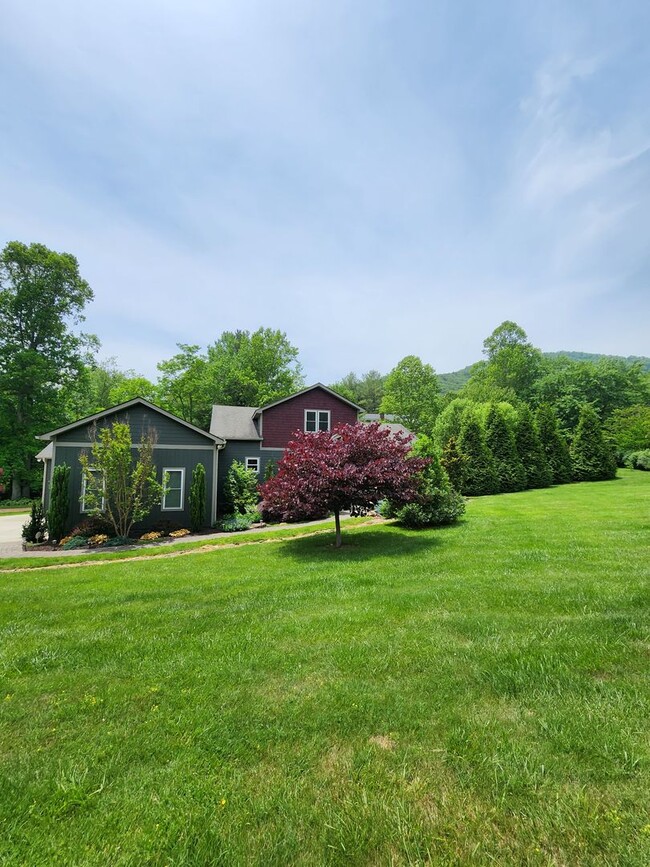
[11,476,22,500]
[334,509,342,548]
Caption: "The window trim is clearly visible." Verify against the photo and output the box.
[162,467,185,511]
[304,409,331,433]
[245,456,260,474]
[81,468,106,513]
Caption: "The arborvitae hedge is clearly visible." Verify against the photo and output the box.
[440,436,467,493]
[516,405,552,489]
[458,409,499,496]
[485,404,526,493]
[392,435,466,528]
[571,405,617,481]
[47,463,70,542]
[536,403,572,484]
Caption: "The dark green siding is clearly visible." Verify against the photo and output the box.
[217,442,284,513]
[56,406,214,447]
[54,443,216,532]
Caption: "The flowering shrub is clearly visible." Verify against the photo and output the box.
[169,528,190,538]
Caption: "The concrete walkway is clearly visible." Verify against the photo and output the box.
[0,513,28,556]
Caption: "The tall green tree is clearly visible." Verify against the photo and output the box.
[536,403,572,484]
[516,405,552,489]
[571,406,617,482]
[330,370,385,412]
[0,241,94,498]
[468,321,542,403]
[380,355,440,434]
[485,404,526,493]
[157,344,212,429]
[604,405,650,454]
[457,408,498,496]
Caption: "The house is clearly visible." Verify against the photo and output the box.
[37,399,225,530]
[210,383,363,511]
[36,384,364,531]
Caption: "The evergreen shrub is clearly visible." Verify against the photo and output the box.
[47,463,70,542]
[188,463,206,532]
[571,405,617,481]
[485,404,526,493]
[458,409,499,496]
[22,502,47,543]
[224,461,259,514]
[516,405,552,489]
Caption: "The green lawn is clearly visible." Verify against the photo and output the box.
[1,471,649,865]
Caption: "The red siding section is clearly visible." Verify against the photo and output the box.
[261,388,359,449]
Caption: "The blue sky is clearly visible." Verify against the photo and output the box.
[1,1,648,383]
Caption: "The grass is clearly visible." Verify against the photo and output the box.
[1,470,649,865]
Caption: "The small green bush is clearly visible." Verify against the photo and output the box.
[62,536,89,550]
[626,449,650,471]
[47,464,70,542]
[217,513,256,532]
[395,488,466,529]
[102,536,134,547]
[22,502,47,543]
[0,497,36,510]
[224,461,259,514]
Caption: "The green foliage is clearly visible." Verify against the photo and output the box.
[515,405,552,489]
[79,422,164,538]
[263,459,279,481]
[536,403,572,485]
[21,501,47,543]
[188,463,206,532]
[457,408,499,496]
[392,436,466,528]
[380,355,440,434]
[625,450,650,470]
[0,498,36,509]
[433,398,470,449]
[62,535,89,550]
[223,460,259,515]
[571,405,617,482]
[440,436,468,493]
[101,535,134,547]
[0,241,95,498]
[217,512,257,532]
[604,405,650,453]
[485,404,526,493]
[471,321,542,402]
[329,370,385,412]
[47,464,71,542]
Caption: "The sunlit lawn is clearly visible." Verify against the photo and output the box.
[1,471,649,865]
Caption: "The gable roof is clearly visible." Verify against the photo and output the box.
[209,405,261,441]
[254,383,364,416]
[37,398,225,445]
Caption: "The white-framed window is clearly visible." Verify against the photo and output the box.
[81,468,105,513]
[162,467,185,511]
[245,457,260,474]
[305,409,330,433]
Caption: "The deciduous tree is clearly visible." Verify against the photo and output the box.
[0,241,94,498]
[259,423,428,547]
[380,355,440,434]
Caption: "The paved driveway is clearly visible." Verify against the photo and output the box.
[0,513,27,556]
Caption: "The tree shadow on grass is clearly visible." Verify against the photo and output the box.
[277,521,463,564]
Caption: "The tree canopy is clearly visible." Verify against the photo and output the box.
[0,241,94,497]
[380,355,440,434]
[259,422,428,547]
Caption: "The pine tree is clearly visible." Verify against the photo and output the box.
[571,405,617,481]
[457,409,499,496]
[516,405,552,489]
[47,463,71,542]
[485,404,526,493]
[536,404,572,484]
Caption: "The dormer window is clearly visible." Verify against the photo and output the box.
[305,409,330,432]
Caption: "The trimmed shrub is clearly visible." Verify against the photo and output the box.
[217,513,256,532]
[224,461,259,515]
[536,403,572,485]
[47,463,71,542]
[485,404,526,493]
[457,409,499,496]
[188,463,206,532]
[630,450,650,470]
[393,437,466,528]
[62,535,89,550]
[22,502,47,543]
[571,405,617,481]
[516,405,552,489]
